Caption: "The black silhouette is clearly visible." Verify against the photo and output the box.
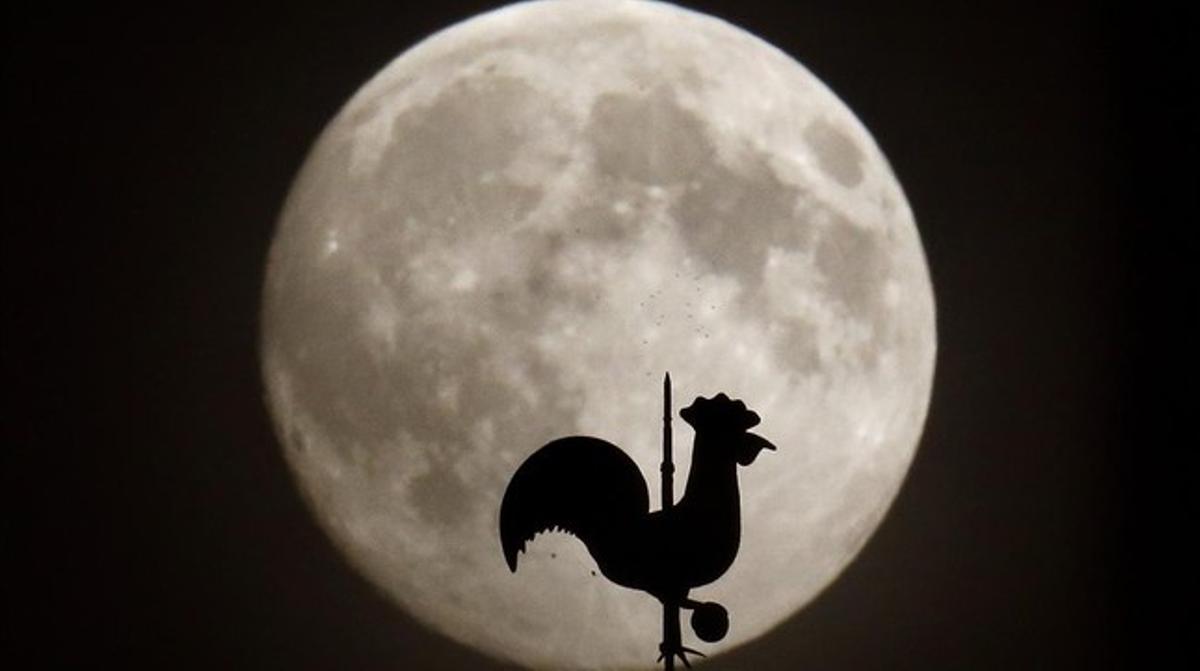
[500,374,776,668]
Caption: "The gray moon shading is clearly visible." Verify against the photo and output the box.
[260,1,936,669]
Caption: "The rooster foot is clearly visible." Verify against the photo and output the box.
[656,642,705,669]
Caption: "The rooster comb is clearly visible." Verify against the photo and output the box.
[679,393,761,432]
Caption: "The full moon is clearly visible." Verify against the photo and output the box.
[261,1,935,669]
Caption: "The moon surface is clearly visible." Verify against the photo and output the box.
[261,1,935,669]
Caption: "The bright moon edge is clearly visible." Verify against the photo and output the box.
[261,1,936,669]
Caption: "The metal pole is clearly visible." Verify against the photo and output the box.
[661,372,677,671]
[662,372,673,510]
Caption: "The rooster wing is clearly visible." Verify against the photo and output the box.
[500,436,650,573]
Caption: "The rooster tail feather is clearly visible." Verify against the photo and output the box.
[499,436,650,572]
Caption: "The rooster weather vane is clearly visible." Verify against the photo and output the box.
[500,373,777,669]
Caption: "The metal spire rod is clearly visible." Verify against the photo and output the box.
[662,372,673,511]
[661,372,679,671]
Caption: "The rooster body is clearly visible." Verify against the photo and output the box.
[500,393,775,610]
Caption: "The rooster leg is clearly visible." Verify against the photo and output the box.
[656,643,705,670]
[657,596,706,670]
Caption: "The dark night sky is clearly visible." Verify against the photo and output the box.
[6,1,1188,668]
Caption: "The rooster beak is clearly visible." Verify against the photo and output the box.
[736,432,776,465]
[746,432,775,451]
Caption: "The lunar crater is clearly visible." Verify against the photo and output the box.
[804,118,866,188]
